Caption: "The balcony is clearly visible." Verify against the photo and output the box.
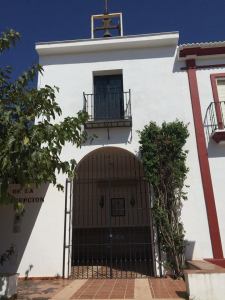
[83,90,132,129]
[204,101,225,143]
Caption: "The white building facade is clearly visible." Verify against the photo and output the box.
[1,18,225,278]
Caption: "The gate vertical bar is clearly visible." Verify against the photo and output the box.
[108,153,113,279]
[62,178,69,278]
[63,178,72,278]
[67,178,73,278]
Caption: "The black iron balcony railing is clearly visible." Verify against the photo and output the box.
[204,101,225,142]
[83,90,132,128]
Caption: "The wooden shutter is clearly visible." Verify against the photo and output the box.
[94,75,124,120]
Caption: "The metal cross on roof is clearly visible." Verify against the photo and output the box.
[104,0,109,14]
[91,0,123,38]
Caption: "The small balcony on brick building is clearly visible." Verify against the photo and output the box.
[204,101,225,143]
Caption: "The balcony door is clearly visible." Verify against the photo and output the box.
[217,78,225,101]
[94,75,124,120]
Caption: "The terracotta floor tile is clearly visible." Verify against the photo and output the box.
[96,292,110,295]
[148,277,187,299]
[17,278,132,300]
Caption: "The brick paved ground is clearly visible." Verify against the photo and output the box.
[71,279,135,299]
[149,277,186,299]
[17,277,187,300]
[17,279,72,299]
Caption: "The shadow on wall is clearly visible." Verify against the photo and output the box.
[172,57,186,74]
[0,184,49,276]
[24,264,34,279]
[84,127,132,146]
[207,139,225,158]
[40,46,176,66]
[185,240,195,261]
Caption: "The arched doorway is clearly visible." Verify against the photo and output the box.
[71,147,155,279]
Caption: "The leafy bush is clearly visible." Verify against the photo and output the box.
[139,121,189,277]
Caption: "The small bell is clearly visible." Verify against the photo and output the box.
[104,29,112,38]
[103,15,112,38]
[91,0,123,38]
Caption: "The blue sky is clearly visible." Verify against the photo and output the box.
[0,0,225,80]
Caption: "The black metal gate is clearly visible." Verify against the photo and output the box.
[71,147,155,279]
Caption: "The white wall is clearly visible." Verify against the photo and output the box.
[0,181,65,277]
[1,41,216,277]
[185,272,225,300]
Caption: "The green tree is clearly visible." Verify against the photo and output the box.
[0,29,88,205]
[139,121,189,277]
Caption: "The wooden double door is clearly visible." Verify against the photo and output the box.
[71,147,155,278]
